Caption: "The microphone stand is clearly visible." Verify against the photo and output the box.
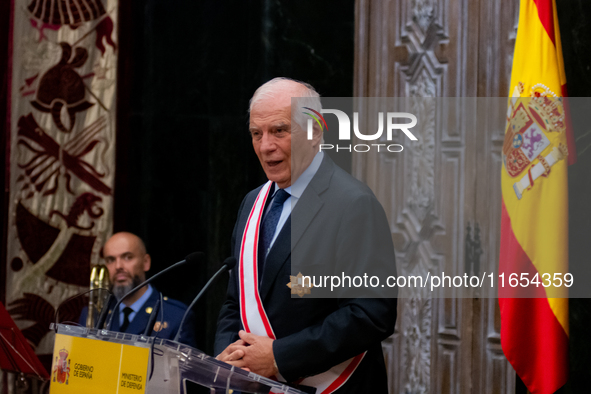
[173,257,236,343]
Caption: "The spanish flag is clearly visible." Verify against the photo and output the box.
[499,0,575,393]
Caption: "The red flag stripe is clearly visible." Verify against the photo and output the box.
[533,0,556,45]
[498,201,568,394]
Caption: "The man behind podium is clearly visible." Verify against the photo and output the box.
[79,232,196,347]
[215,78,397,393]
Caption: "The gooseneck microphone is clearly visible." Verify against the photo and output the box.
[106,252,204,331]
[95,293,115,329]
[173,256,237,343]
[142,294,162,337]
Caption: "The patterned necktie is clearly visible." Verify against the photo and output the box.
[258,188,290,281]
[120,306,133,332]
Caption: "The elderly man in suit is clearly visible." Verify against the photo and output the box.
[80,232,196,347]
[214,78,397,393]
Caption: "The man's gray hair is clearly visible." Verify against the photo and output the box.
[249,77,323,131]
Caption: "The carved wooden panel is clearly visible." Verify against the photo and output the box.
[471,1,519,393]
[354,0,519,392]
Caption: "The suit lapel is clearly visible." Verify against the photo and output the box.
[290,154,333,250]
[109,309,120,331]
[259,155,335,300]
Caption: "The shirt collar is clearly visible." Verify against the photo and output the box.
[289,151,324,199]
[120,284,153,314]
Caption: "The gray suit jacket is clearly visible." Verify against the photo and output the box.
[215,154,397,393]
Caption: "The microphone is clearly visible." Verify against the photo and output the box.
[142,295,162,337]
[173,256,237,343]
[106,252,204,331]
[94,293,115,329]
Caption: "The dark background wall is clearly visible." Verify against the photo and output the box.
[556,1,591,393]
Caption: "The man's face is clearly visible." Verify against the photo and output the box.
[103,233,150,295]
[250,102,293,188]
[249,89,320,188]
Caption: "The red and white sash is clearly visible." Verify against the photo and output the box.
[238,181,365,394]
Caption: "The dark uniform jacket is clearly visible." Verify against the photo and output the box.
[80,287,196,347]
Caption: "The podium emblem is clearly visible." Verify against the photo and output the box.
[52,348,70,385]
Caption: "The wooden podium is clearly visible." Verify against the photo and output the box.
[48,323,304,394]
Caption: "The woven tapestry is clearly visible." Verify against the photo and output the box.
[4,0,118,369]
